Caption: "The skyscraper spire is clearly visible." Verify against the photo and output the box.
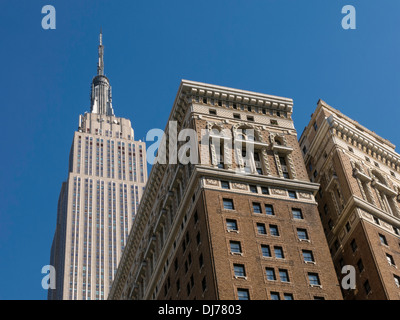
[97,28,104,76]
[90,30,114,116]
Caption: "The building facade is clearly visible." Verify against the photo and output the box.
[48,32,147,300]
[108,81,342,300]
[300,100,400,299]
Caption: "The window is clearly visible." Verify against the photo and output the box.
[302,250,315,263]
[249,185,258,193]
[313,121,318,131]
[209,109,217,115]
[279,156,290,178]
[351,239,357,252]
[237,289,250,300]
[233,113,241,119]
[226,219,238,232]
[302,146,307,155]
[202,276,207,292]
[284,293,294,300]
[288,191,297,199]
[266,268,276,281]
[265,204,275,216]
[257,223,267,235]
[274,246,284,259]
[394,275,400,287]
[357,259,364,273]
[199,253,204,268]
[261,245,271,257]
[386,253,396,266]
[270,119,278,125]
[221,181,230,189]
[345,222,351,232]
[247,116,254,122]
[314,296,325,300]
[279,269,290,282]
[348,146,354,153]
[373,217,380,225]
[253,202,262,214]
[297,228,309,241]
[234,264,246,277]
[363,280,371,295]
[308,273,321,286]
[261,187,269,195]
[270,225,280,237]
[230,241,242,254]
[379,234,388,246]
[292,208,303,220]
[374,161,380,168]
[223,198,234,210]
[365,156,371,162]
[270,292,280,300]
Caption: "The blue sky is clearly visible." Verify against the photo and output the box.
[0,0,400,300]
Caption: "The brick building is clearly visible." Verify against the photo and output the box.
[108,81,342,300]
[300,99,400,299]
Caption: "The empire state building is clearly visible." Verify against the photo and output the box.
[48,32,148,300]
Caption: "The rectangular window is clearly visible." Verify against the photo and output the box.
[265,204,274,216]
[394,275,400,287]
[257,223,267,235]
[249,185,258,193]
[302,250,315,263]
[261,245,271,257]
[261,187,269,195]
[279,269,290,282]
[308,273,321,286]
[274,246,284,259]
[230,241,242,254]
[209,109,217,115]
[284,293,294,300]
[357,259,364,273]
[288,191,297,199]
[297,228,309,241]
[226,219,238,231]
[270,225,280,237]
[266,268,276,281]
[237,288,250,300]
[221,181,230,189]
[233,113,241,119]
[292,208,303,220]
[270,292,280,300]
[223,198,234,210]
[234,264,246,277]
[253,202,262,214]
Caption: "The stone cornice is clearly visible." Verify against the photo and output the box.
[180,80,293,112]
[328,115,400,167]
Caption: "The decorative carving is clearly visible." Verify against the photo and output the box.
[232,182,247,190]
[298,192,312,199]
[205,178,219,186]
[270,188,286,196]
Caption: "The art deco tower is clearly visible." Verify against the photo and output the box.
[48,32,148,300]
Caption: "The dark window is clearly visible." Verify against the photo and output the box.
[279,269,290,282]
[221,181,230,189]
[234,264,246,277]
[250,185,258,193]
[270,292,280,300]
[253,202,262,214]
[261,245,271,257]
[288,191,297,199]
[308,273,321,286]
[302,250,315,262]
[261,187,269,195]
[266,268,276,281]
[379,234,388,246]
[226,219,238,231]
[270,225,280,237]
[351,239,357,252]
[274,246,284,259]
[265,204,274,216]
[357,259,364,273]
[257,223,267,235]
[237,288,250,300]
[363,280,371,295]
[223,198,234,210]
[297,228,309,240]
[230,241,242,254]
[292,208,303,219]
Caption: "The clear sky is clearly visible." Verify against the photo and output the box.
[1,0,400,300]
